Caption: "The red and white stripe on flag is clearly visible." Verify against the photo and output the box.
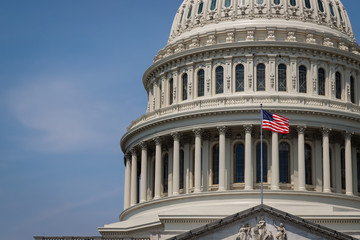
[262,110,289,134]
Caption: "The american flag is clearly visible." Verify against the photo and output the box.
[262,110,289,134]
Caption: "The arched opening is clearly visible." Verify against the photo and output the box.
[163,153,169,194]
[318,68,325,96]
[216,66,224,94]
[236,64,245,92]
[212,144,219,185]
[257,63,266,91]
[169,78,173,105]
[180,150,184,190]
[278,64,287,92]
[198,69,205,97]
[336,72,342,99]
[305,144,312,185]
[299,65,307,93]
[279,142,290,183]
[182,73,188,101]
[234,143,245,183]
[256,142,268,183]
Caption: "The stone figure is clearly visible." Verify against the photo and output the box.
[274,223,287,240]
[252,218,273,240]
[236,224,250,240]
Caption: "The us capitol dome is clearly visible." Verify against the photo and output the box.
[99,0,360,239]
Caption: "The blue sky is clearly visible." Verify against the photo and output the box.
[0,0,359,239]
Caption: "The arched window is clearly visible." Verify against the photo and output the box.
[290,0,296,7]
[317,0,324,12]
[336,72,341,99]
[338,7,343,22]
[279,142,290,183]
[210,0,217,10]
[179,10,184,24]
[341,149,345,190]
[305,144,312,185]
[163,154,169,193]
[299,65,307,93]
[187,5,193,19]
[180,150,184,190]
[350,76,355,104]
[169,78,174,105]
[225,0,231,8]
[198,1,204,14]
[216,66,224,94]
[236,64,245,92]
[274,0,280,5]
[256,142,268,183]
[304,0,311,8]
[198,69,205,97]
[212,144,219,185]
[278,64,287,92]
[329,3,335,17]
[234,143,245,183]
[318,68,325,96]
[257,63,266,91]
[182,73,188,101]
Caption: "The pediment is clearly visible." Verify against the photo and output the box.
[169,205,354,240]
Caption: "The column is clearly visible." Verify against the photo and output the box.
[345,132,353,196]
[271,132,280,190]
[193,129,203,193]
[244,125,253,190]
[218,126,227,191]
[297,126,306,191]
[130,148,138,206]
[322,128,331,193]
[140,142,148,203]
[154,137,162,199]
[172,132,181,196]
[124,155,131,209]
[168,147,173,196]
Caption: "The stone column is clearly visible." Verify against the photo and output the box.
[168,147,173,196]
[297,126,306,191]
[244,125,253,190]
[218,126,227,191]
[124,155,131,209]
[130,148,138,206]
[345,132,353,196]
[193,129,203,193]
[172,132,181,196]
[154,137,162,199]
[271,132,280,190]
[322,128,331,193]
[140,142,148,203]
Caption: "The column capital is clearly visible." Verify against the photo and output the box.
[193,128,203,137]
[344,131,353,139]
[217,126,228,135]
[130,148,137,155]
[171,132,181,141]
[140,141,147,150]
[153,136,162,145]
[321,128,331,137]
[243,124,253,133]
[125,151,132,159]
[297,125,306,134]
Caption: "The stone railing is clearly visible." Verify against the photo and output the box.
[34,237,149,240]
[127,95,360,131]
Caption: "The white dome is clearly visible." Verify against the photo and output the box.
[169,0,354,43]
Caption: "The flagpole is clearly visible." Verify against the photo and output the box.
[260,104,263,205]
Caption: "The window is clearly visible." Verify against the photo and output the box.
[180,150,184,190]
[179,10,184,24]
[305,144,312,185]
[350,76,355,104]
[299,66,307,93]
[290,0,296,7]
[341,149,345,190]
[225,0,231,8]
[187,5,193,19]
[212,144,219,185]
[278,64,287,92]
[216,66,224,94]
[256,142,268,183]
[318,68,325,96]
[163,154,169,193]
[329,3,335,17]
[210,0,217,10]
[274,0,280,5]
[257,63,266,91]
[169,78,173,105]
[198,1,204,14]
[338,7,343,22]
[198,69,205,97]
[234,143,245,183]
[304,0,311,9]
[182,73,188,101]
[279,142,290,183]
[257,0,264,4]
[317,0,324,12]
[236,64,245,92]
[336,72,341,99]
